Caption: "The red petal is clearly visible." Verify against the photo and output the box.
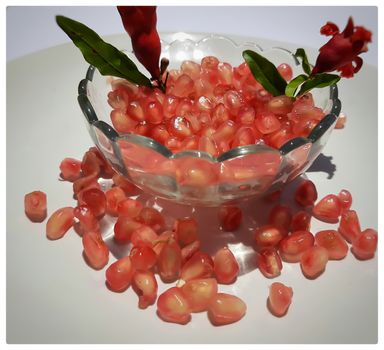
[342,17,355,37]
[338,63,355,78]
[320,22,339,36]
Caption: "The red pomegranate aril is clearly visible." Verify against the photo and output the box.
[255,113,281,134]
[277,63,293,81]
[82,230,109,270]
[291,210,311,231]
[112,174,137,196]
[264,190,282,202]
[132,270,158,309]
[137,207,165,233]
[352,229,378,260]
[267,96,293,115]
[213,247,239,284]
[180,60,200,80]
[73,173,100,197]
[217,62,233,84]
[24,191,47,223]
[300,246,329,278]
[105,256,134,292]
[130,245,157,271]
[268,205,292,233]
[152,230,174,256]
[145,99,164,124]
[180,251,214,282]
[212,103,230,127]
[110,109,137,133]
[198,135,219,157]
[131,225,158,247]
[208,293,246,326]
[117,198,143,218]
[88,147,115,179]
[173,74,194,98]
[212,119,237,144]
[157,287,191,325]
[126,100,145,122]
[181,278,218,313]
[173,217,199,247]
[181,135,199,151]
[295,180,318,207]
[181,240,201,264]
[105,187,126,217]
[114,216,142,244]
[313,194,342,223]
[134,121,151,136]
[279,230,315,262]
[338,189,352,211]
[315,230,348,260]
[150,124,171,144]
[157,238,182,283]
[223,90,243,114]
[59,158,82,182]
[81,150,101,177]
[254,225,284,249]
[77,188,106,219]
[218,205,243,231]
[268,282,293,317]
[74,205,99,234]
[338,210,361,243]
[201,56,219,70]
[257,248,283,278]
[231,127,256,148]
[46,207,74,240]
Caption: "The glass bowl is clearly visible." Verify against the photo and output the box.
[77,34,341,206]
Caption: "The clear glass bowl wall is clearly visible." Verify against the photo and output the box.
[78,35,341,206]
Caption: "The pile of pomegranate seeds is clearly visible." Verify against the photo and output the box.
[107,57,329,156]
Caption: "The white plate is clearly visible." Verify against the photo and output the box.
[6,33,377,344]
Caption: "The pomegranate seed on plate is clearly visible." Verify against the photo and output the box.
[117,198,143,218]
[130,245,157,270]
[277,63,293,81]
[81,150,101,177]
[73,173,100,197]
[59,158,82,182]
[152,230,174,256]
[338,209,362,243]
[173,217,199,247]
[291,210,311,231]
[208,293,246,326]
[312,194,342,223]
[77,188,106,219]
[257,248,283,278]
[157,238,182,283]
[338,189,352,211]
[268,204,292,233]
[157,287,191,324]
[294,180,318,207]
[268,282,293,317]
[279,230,315,262]
[218,205,242,231]
[132,270,158,309]
[300,246,329,278]
[82,230,109,270]
[254,225,284,249]
[181,278,218,313]
[105,187,126,217]
[105,256,134,292]
[46,207,74,240]
[24,191,47,222]
[180,251,214,282]
[213,247,239,284]
[112,174,137,196]
[74,204,99,234]
[130,225,158,247]
[114,216,142,244]
[181,240,201,264]
[351,229,378,260]
[315,230,348,260]
[136,207,165,233]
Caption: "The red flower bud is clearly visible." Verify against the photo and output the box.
[312,17,372,78]
[117,6,161,79]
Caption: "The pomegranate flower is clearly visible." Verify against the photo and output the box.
[117,6,161,79]
[311,17,372,78]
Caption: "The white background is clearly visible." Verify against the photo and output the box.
[6,6,378,66]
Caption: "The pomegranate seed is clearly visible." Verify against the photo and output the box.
[181,278,218,313]
[279,230,315,262]
[254,225,284,249]
[217,62,233,84]
[59,158,82,182]
[173,74,194,98]
[46,207,74,240]
[152,230,174,256]
[267,96,293,115]
[181,240,201,264]
[211,103,230,127]
[136,207,165,233]
[157,287,191,324]
[105,187,126,217]
[116,198,143,218]
[351,228,378,260]
[295,180,318,207]
[73,173,100,197]
[180,60,200,80]
[268,282,293,317]
[212,119,237,144]
[131,225,158,247]
[173,217,199,247]
[291,210,311,231]
[231,127,256,148]
[163,95,180,119]
[112,174,137,196]
[277,63,293,81]
[126,100,145,121]
[132,270,158,309]
[110,109,137,133]
[145,100,164,124]
[315,230,348,260]
[81,150,101,177]
[24,191,47,222]
[300,246,329,278]
[130,245,157,270]
[264,190,282,202]
[268,204,292,233]
[180,251,214,282]
[257,248,283,278]
[338,189,352,211]
[255,113,281,134]
[88,147,115,179]
[338,210,362,243]
[105,256,134,292]
[208,293,246,326]
[201,56,219,70]
[218,206,242,231]
[198,135,219,157]
[77,188,106,219]
[82,230,109,270]
[157,238,182,283]
[312,194,342,223]
[114,216,142,244]
[74,205,99,235]
[335,112,347,129]
[214,247,240,284]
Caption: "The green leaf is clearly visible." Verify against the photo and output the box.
[297,73,341,96]
[294,48,312,75]
[242,50,287,96]
[56,15,152,87]
[285,74,308,97]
